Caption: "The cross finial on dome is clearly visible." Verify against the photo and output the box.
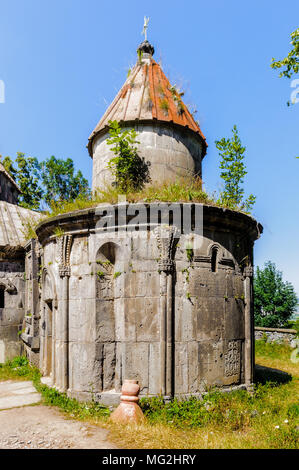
[142,16,150,41]
[137,16,154,58]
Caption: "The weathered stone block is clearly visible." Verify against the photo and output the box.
[198,340,224,388]
[188,341,199,394]
[0,308,24,326]
[103,342,116,391]
[224,298,245,340]
[136,297,159,342]
[96,299,115,342]
[113,298,124,343]
[121,342,149,394]
[69,274,95,300]
[69,298,95,343]
[126,272,159,298]
[70,237,88,265]
[68,342,98,393]
[175,342,189,394]
[196,297,225,342]
[148,342,160,394]
[175,296,197,342]
[233,274,244,298]
[189,270,227,298]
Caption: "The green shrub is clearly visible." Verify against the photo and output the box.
[21,177,252,241]
[139,390,254,430]
[106,120,151,192]
[0,355,40,381]
[34,381,110,420]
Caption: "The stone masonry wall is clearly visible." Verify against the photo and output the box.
[22,240,41,366]
[92,123,203,191]
[255,326,297,346]
[0,258,25,362]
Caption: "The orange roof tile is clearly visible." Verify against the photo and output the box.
[88,49,207,157]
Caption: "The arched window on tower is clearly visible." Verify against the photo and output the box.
[211,247,218,273]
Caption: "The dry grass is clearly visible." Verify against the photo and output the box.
[101,342,298,449]
[50,177,217,214]
[1,342,298,449]
[0,356,40,382]
[21,178,244,241]
[255,340,299,377]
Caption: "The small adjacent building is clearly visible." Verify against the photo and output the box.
[0,163,40,362]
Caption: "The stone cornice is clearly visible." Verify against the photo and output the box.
[35,203,263,245]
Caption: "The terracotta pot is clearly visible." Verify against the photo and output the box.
[110,380,145,424]
[120,380,140,403]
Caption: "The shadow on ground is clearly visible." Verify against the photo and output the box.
[255,364,292,386]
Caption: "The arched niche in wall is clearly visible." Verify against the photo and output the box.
[96,243,116,300]
[208,243,222,273]
[95,242,121,393]
[0,280,17,309]
[41,268,57,378]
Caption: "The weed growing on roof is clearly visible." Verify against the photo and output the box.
[159,98,169,115]
[106,120,151,193]
[21,176,255,241]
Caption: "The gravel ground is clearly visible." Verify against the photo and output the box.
[0,382,117,449]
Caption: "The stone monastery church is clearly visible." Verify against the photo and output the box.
[0,39,262,404]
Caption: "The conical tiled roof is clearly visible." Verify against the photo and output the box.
[88,43,207,157]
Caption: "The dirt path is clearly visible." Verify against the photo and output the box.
[0,381,117,449]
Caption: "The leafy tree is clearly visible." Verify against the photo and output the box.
[1,153,90,210]
[0,153,43,210]
[106,120,151,192]
[40,156,90,206]
[215,125,256,212]
[15,153,44,210]
[254,261,298,328]
[0,155,18,180]
[271,28,299,79]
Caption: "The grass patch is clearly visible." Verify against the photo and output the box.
[50,177,215,213]
[21,178,252,240]
[255,340,293,362]
[107,341,299,449]
[255,339,299,377]
[34,383,110,421]
[0,356,110,422]
[1,341,297,449]
[21,216,39,241]
[0,356,40,382]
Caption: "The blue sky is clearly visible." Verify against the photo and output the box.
[0,0,298,295]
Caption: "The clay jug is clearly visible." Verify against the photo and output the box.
[110,380,145,424]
